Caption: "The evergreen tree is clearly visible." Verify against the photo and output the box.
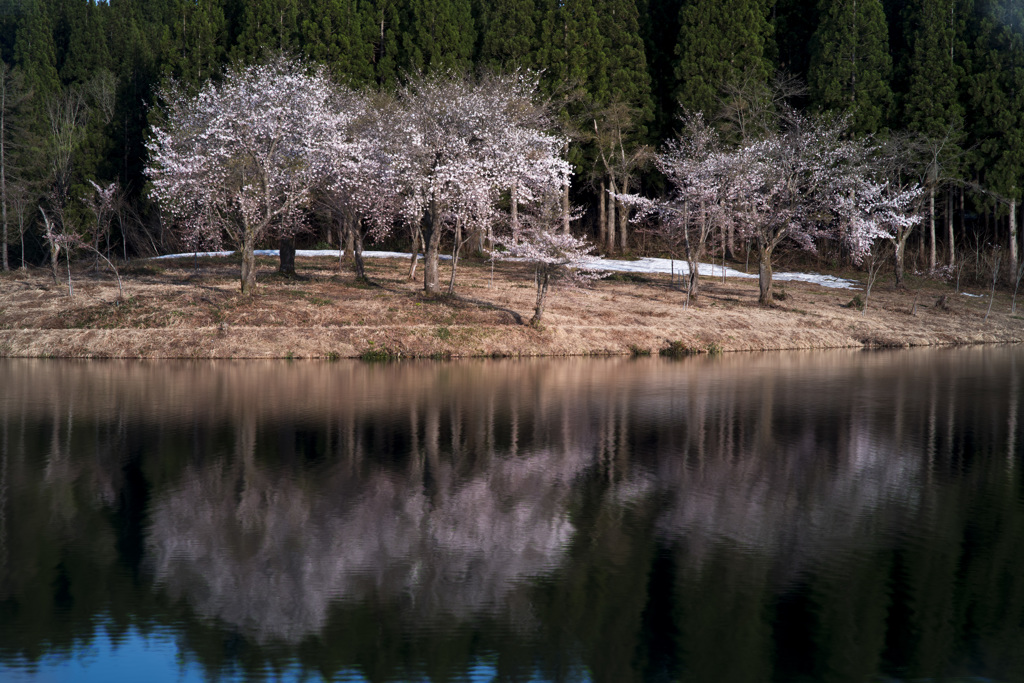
[596,0,653,123]
[674,0,773,121]
[159,0,228,90]
[475,0,540,71]
[638,0,682,140]
[903,0,965,137]
[536,0,605,100]
[966,0,1024,272]
[400,0,475,73]
[13,0,59,98]
[368,0,402,85]
[300,0,376,86]
[808,0,893,134]
[232,0,301,62]
[60,0,112,86]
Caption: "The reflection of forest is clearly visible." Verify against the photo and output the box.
[1,349,1023,682]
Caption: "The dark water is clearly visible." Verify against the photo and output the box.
[0,349,1022,683]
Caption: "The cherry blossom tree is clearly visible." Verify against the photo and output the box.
[621,113,728,304]
[320,88,401,281]
[723,114,896,305]
[494,194,600,325]
[147,56,336,294]
[392,71,570,295]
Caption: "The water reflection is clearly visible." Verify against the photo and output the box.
[1,349,1023,682]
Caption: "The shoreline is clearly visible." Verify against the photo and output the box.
[1,254,1021,359]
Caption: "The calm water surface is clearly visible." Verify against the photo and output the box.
[0,349,1022,682]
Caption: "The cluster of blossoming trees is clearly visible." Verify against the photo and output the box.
[147,57,582,307]
[623,113,922,305]
[149,56,922,312]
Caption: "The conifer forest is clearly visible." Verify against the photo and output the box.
[1,0,1023,297]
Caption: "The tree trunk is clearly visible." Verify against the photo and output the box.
[606,178,617,254]
[448,218,462,295]
[561,181,570,233]
[531,266,550,325]
[1010,196,1018,284]
[757,244,774,306]
[352,223,366,280]
[240,223,257,295]
[510,181,519,241]
[947,190,955,268]
[278,234,296,276]
[423,198,442,294]
[929,185,936,275]
[408,224,421,280]
[598,179,607,247]
[617,177,630,252]
[894,238,905,289]
[343,211,355,263]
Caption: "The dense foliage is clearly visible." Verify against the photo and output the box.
[0,0,1021,284]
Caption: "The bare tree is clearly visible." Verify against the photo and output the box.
[591,101,651,253]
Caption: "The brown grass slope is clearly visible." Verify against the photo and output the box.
[0,254,1021,359]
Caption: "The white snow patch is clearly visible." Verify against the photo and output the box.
[150,250,860,290]
[961,292,984,298]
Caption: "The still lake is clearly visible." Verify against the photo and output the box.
[0,348,1022,683]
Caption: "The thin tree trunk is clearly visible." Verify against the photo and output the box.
[617,178,630,252]
[423,198,441,294]
[929,185,936,274]
[510,181,519,241]
[561,181,570,233]
[947,190,955,268]
[448,218,462,295]
[352,224,365,280]
[1010,196,1018,284]
[758,244,774,306]
[606,178,617,254]
[344,210,355,263]
[531,266,550,325]
[408,224,421,280]
[64,246,73,296]
[598,180,607,247]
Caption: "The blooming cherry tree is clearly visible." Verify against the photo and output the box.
[724,114,899,305]
[147,56,337,294]
[621,113,729,304]
[494,194,600,325]
[391,71,570,295]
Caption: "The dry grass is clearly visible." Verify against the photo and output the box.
[0,253,1021,359]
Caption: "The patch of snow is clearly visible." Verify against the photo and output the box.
[149,250,859,290]
[961,292,984,298]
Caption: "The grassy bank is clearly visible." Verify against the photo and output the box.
[1,253,1021,359]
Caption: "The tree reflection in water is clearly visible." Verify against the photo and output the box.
[0,349,1022,682]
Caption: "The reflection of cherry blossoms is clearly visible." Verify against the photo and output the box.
[640,366,930,576]
[145,439,582,643]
